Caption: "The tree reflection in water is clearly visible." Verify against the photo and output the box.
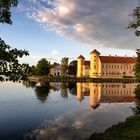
[22,80,36,88]
[60,82,68,98]
[35,83,50,102]
[67,82,77,95]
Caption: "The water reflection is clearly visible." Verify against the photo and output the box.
[22,80,36,88]
[23,82,137,140]
[77,83,136,108]
[35,83,50,102]
[22,81,136,107]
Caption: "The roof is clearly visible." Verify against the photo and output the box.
[77,55,85,59]
[90,49,100,55]
[84,61,90,66]
[51,64,61,69]
[100,56,136,63]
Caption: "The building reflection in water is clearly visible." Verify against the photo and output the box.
[77,83,136,109]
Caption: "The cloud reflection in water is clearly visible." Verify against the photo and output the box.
[25,103,134,140]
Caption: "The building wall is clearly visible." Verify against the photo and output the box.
[83,65,90,76]
[77,52,135,78]
[101,63,135,78]
[77,58,84,77]
[90,52,101,78]
[50,68,62,76]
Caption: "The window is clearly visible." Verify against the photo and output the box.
[123,72,126,76]
[94,56,96,62]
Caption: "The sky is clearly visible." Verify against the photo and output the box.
[0,0,140,65]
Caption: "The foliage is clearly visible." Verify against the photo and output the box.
[61,57,69,76]
[87,115,140,140]
[134,49,140,81]
[0,39,29,78]
[68,60,77,76]
[36,58,50,76]
[0,0,18,24]
[128,5,140,36]
[128,5,140,80]
[0,0,29,80]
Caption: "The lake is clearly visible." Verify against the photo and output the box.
[0,81,137,140]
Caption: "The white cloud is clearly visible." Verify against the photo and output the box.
[21,0,140,49]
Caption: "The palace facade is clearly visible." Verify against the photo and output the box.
[77,49,136,78]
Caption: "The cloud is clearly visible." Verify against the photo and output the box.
[21,0,139,49]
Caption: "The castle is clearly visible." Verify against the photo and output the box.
[77,49,136,78]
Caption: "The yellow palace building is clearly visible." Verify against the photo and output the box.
[77,49,136,78]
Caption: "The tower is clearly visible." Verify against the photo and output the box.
[77,55,85,77]
[90,49,101,78]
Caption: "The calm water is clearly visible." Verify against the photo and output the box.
[0,81,137,140]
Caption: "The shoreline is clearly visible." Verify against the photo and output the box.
[28,76,137,83]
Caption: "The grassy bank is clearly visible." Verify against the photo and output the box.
[87,115,140,140]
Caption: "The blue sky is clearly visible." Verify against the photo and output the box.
[0,0,139,65]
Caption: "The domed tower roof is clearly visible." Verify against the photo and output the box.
[90,49,100,55]
[77,55,85,59]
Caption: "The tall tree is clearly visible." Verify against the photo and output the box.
[128,4,140,80]
[0,0,29,79]
[61,57,69,76]
[135,49,140,81]
[128,5,140,36]
[36,58,50,76]
[68,60,77,76]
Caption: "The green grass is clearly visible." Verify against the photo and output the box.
[87,115,140,140]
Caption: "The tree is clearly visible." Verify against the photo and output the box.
[68,60,77,76]
[128,4,140,80]
[0,0,18,24]
[0,0,29,80]
[134,49,140,81]
[0,39,29,77]
[36,58,50,76]
[128,5,140,36]
[61,57,69,76]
